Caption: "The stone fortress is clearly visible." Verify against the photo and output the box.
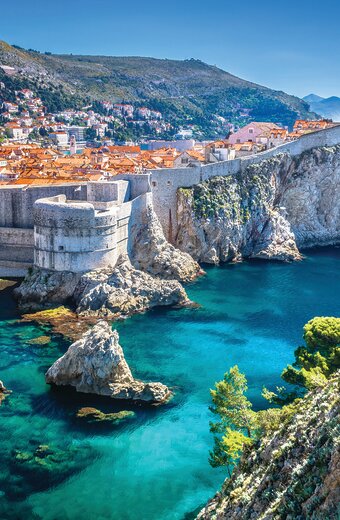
[1,123,340,277]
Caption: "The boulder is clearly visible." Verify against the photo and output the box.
[75,261,190,318]
[45,321,170,403]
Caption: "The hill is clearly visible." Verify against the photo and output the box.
[0,40,316,138]
[303,93,340,121]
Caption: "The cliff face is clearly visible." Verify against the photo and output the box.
[176,145,340,263]
[280,146,340,248]
[198,374,340,520]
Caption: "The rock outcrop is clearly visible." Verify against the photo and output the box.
[129,205,201,282]
[74,260,189,318]
[0,380,10,405]
[176,145,340,263]
[15,269,81,311]
[280,145,340,249]
[46,320,171,403]
[197,374,340,520]
[15,262,189,318]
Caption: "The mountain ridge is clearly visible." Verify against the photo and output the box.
[0,40,317,137]
[303,93,340,121]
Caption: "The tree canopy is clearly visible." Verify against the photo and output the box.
[282,317,340,390]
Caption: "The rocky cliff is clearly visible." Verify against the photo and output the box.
[176,145,340,263]
[197,373,340,519]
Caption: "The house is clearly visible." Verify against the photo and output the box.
[293,120,335,134]
[3,102,19,113]
[173,150,205,167]
[205,140,236,162]
[232,141,263,157]
[49,131,68,147]
[18,89,34,99]
[228,122,280,145]
[5,123,24,140]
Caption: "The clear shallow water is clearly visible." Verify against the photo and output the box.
[0,248,339,520]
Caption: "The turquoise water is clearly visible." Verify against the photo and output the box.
[0,248,339,520]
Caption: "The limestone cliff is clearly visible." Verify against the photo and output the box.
[46,321,170,403]
[198,373,340,520]
[129,205,201,282]
[176,145,340,263]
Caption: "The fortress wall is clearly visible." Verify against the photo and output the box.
[34,198,119,272]
[32,186,150,273]
[0,183,87,229]
[150,167,201,240]
[0,227,34,263]
[114,173,151,199]
[149,124,340,239]
[87,180,130,204]
[116,191,151,258]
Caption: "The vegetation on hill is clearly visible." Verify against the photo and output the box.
[208,316,339,472]
[200,371,339,519]
[0,40,317,138]
[204,317,340,518]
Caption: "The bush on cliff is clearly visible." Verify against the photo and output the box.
[282,316,340,390]
[208,316,339,476]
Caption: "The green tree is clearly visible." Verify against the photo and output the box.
[85,127,97,141]
[282,317,340,390]
[39,127,48,137]
[209,366,256,472]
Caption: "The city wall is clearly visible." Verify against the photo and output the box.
[1,125,340,275]
[33,181,150,272]
[150,124,340,239]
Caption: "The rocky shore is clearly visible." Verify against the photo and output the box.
[15,260,191,318]
[176,145,340,263]
[46,321,171,403]
[15,201,200,318]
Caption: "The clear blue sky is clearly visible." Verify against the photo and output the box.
[2,0,339,98]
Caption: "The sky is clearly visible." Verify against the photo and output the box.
[1,0,340,98]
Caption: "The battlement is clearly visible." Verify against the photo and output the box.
[0,177,150,276]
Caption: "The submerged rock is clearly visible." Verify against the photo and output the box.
[0,279,17,292]
[21,305,92,341]
[9,442,95,499]
[76,407,135,423]
[27,335,51,346]
[45,321,171,403]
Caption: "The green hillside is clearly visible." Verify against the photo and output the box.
[0,40,316,137]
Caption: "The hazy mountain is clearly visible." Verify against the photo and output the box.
[303,93,325,104]
[0,40,317,136]
[303,93,340,121]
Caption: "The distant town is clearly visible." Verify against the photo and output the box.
[0,85,338,185]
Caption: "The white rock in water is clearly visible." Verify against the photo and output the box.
[45,321,170,403]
